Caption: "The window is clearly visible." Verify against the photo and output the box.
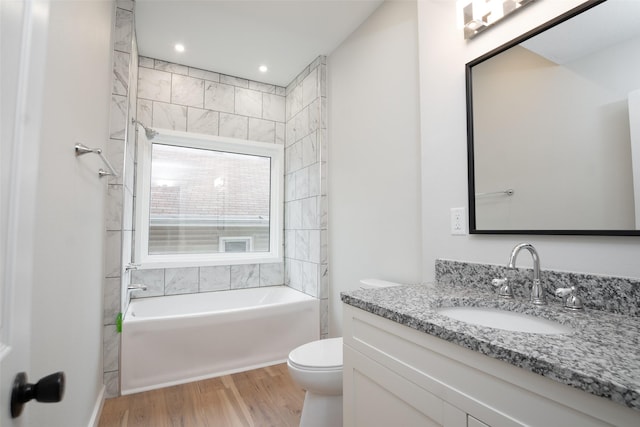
[219,237,253,253]
[135,129,283,267]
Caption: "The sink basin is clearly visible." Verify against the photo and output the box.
[436,306,573,334]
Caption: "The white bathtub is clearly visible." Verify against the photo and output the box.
[121,286,319,395]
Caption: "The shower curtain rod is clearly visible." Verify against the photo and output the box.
[131,118,158,140]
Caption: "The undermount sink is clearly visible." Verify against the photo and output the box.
[436,306,573,334]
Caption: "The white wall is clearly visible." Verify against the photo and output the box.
[418,0,640,280]
[631,90,640,227]
[328,0,422,336]
[29,1,113,425]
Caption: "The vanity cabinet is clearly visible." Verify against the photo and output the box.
[343,304,639,427]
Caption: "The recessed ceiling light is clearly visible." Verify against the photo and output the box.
[259,65,268,73]
[174,43,185,53]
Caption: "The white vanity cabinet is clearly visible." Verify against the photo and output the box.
[343,304,640,427]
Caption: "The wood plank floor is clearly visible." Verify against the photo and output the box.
[98,364,304,427]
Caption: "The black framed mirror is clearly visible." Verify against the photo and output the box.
[466,0,640,235]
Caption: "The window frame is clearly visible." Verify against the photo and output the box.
[134,129,283,268]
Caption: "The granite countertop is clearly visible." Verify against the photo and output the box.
[340,282,640,412]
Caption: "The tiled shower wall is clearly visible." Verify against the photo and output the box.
[129,57,288,296]
[103,0,138,398]
[284,57,329,337]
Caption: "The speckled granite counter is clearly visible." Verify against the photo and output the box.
[341,282,640,412]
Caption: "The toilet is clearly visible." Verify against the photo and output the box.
[287,279,402,427]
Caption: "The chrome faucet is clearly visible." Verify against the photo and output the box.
[127,283,148,295]
[128,283,147,291]
[508,243,546,305]
[126,283,148,311]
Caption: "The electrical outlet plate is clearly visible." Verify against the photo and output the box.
[450,207,467,235]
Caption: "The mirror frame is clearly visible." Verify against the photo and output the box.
[466,0,640,236]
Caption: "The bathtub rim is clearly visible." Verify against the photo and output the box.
[124,285,317,323]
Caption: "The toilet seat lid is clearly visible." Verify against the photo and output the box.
[289,337,343,370]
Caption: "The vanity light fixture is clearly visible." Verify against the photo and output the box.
[174,43,185,53]
[259,65,268,73]
[458,0,535,40]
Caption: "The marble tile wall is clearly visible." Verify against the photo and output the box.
[136,57,286,142]
[131,58,286,298]
[103,0,137,398]
[283,56,329,337]
[129,263,285,298]
[435,259,640,316]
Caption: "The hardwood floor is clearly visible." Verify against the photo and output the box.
[98,364,304,427]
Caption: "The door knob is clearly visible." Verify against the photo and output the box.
[11,371,65,418]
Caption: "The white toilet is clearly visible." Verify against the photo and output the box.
[287,279,401,427]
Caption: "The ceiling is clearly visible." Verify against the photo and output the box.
[521,0,640,64]
[135,0,384,87]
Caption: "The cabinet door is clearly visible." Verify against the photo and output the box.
[344,345,466,427]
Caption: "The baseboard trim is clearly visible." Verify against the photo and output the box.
[88,385,105,427]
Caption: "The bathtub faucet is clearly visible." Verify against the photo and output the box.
[126,284,148,311]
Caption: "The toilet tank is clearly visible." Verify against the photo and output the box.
[359,278,403,289]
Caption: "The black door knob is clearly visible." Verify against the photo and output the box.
[11,371,65,418]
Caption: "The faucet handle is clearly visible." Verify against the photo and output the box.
[554,286,584,310]
[554,287,573,297]
[492,278,514,299]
